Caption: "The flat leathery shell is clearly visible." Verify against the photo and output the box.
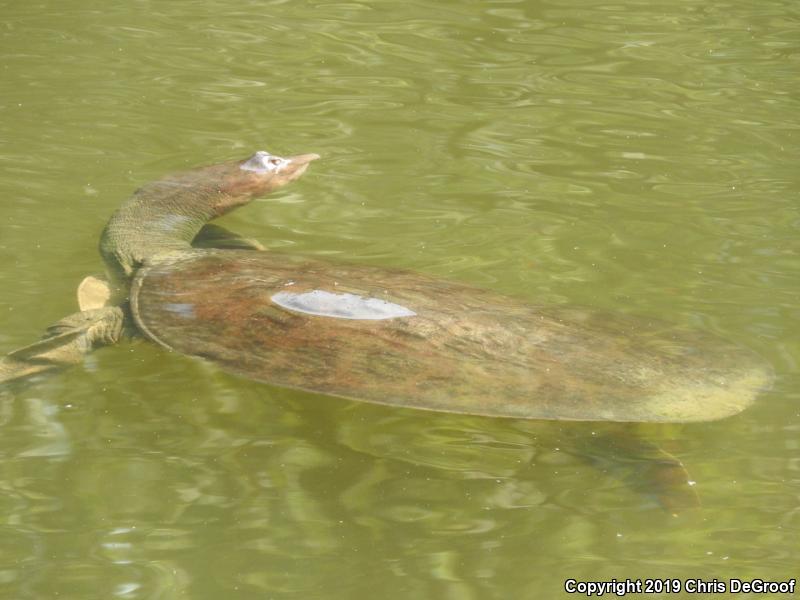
[131,250,773,422]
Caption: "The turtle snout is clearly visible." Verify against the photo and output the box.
[280,153,320,181]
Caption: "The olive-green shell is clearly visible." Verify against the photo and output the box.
[130,251,772,422]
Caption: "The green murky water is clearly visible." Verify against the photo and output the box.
[1,0,798,598]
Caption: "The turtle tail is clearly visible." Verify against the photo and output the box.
[0,306,125,387]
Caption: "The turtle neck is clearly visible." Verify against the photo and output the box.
[99,176,222,283]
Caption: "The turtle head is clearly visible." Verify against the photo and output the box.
[210,151,320,217]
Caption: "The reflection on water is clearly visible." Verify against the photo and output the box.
[0,0,798,597]
[2,376,795,598]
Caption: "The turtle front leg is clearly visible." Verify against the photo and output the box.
[192,223,265,251]
[0,306,125,387]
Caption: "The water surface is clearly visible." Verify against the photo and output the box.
[0,0,797,598]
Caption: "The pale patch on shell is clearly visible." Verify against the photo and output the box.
[164,303,196,319]
[271,290,417,320]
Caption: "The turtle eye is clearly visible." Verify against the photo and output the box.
[241,151,285,173]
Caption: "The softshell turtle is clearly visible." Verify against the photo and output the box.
[0,149,774,512]
[0,150,771,423]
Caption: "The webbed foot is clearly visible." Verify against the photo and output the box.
[0,306,125,386]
